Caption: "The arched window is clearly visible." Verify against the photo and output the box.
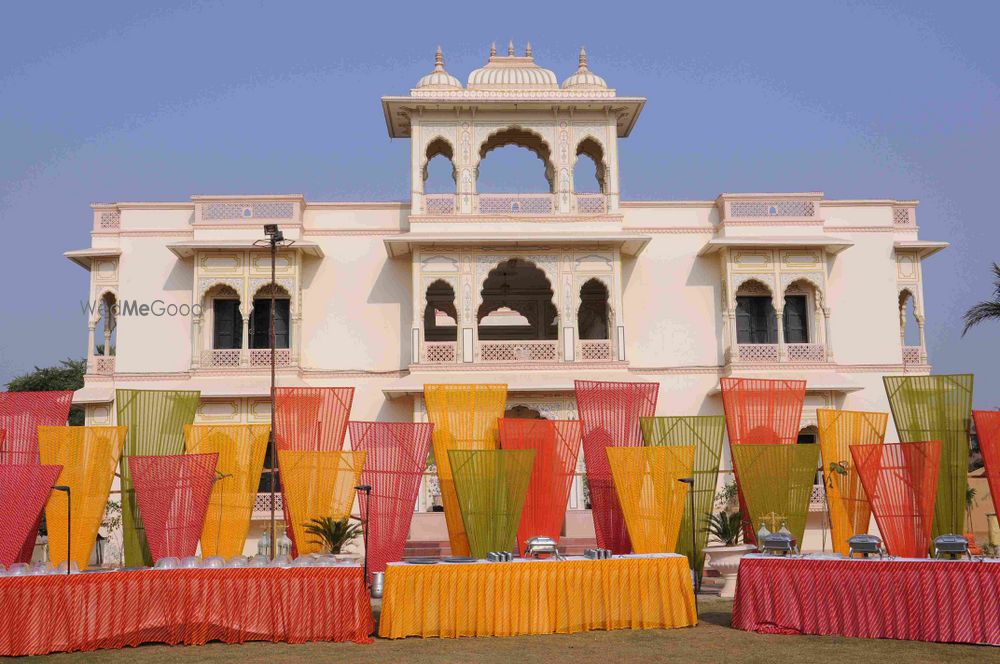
[205,284,242,350]
[250,284,290,350]
[423,137,456,194]
[899,290,920,345]
[578,279,609,340]
[477,258,557,340]
[574,137,606,194]
[783,280,819,344]
[424,280,457,342]
[477,127,554,193]
[735,280,776,343]
[96,292,117,356]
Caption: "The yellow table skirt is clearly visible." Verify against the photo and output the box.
[378,555,696,638]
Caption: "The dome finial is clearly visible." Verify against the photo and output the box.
[434,45,444,71]
[507,40,515,56]
[579,47,588,69]
[525,42,533,57]
[490,42,496,57]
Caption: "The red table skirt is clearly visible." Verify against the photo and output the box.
[732,557,1000,645]
[0,566,373,656]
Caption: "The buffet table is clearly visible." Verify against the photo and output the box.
[732,555,1000,645]
[0,566,373,656]
[378,553,696,639]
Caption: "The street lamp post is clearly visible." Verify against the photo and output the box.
[678,477,698,614]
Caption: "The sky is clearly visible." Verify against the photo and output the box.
[0,1,997,405]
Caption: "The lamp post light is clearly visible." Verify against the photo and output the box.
[254,224,294,560]
[52,485,71,575]
[678,477,697,615]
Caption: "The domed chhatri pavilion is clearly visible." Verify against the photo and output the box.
[66,44,947,554]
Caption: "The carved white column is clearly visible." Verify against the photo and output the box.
[814,300,827,358]
[240,305,250,367]
[191,313,202,369]
[775,311,786,362]
[916,314,927,363]
[103,328,112,356]
[86,324,96,372]
[823,307,834,362]
[727,309,738,363]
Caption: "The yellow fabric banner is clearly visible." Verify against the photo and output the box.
[278,449,365,555]
[38,426,126,569]
[423,384,507,556]
[607,446,696,554]
[816,409,888,555]
[184,424,270,558]
[379,555,697,638]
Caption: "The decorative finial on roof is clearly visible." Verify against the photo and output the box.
[508,40,515,56]
[434,46,444,71]
[490,42,497,57]
[579,47,588,68]
[525,42,533,57]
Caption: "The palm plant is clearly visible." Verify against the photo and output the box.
[705,510,743,547]
[962,262,1000,335]
[303,517,363,554]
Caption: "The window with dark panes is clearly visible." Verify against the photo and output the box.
[250,298,290,349]
[735,296,777,344]
[783,295,809,343]
[212,299,242,349]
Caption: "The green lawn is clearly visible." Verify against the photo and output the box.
[28,598,992,663]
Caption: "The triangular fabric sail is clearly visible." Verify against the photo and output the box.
[38,426,126,569]
[128,453,218,562]
[607,446,695,554]
[574,380,659,554]
[972,411,1000,518]
[0,464,63,566]
[116,389,201,566]
[640,415,725,577]
[721,377,806,542]
[349,421,433,578]
[0,390,73,562]
[731,443,818,546]
[185,424,270,558]
[883,374,973,537]
[816,409,888,555]
[423,384,507,556]
[278,449,365,555]
[449,449,535,558]
[498,418,582,554]
[851,441,940,558]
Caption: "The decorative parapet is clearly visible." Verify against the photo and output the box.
[192,195,305,225]
[892,204,917,227]
[92,204,121,232]
[716,193,823,225]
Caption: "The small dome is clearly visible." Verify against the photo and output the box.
[467,41,559,90]
[416,47,462,90]
[562,48,607,90]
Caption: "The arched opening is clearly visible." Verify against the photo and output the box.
[477,259,557,341]
[574,137,606,194]
[578,279,609,340]
[783,280,819,344]
[204,284,242,350]
[249,284,291,350]
[424,280,457,342]
[504,405,545,420]
[96,292,117,356]
[423,137,456,194]
[735,280,776,344]
[899,290,920,346]
[477,127,554,193]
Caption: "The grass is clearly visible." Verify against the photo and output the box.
[27,598,992,663]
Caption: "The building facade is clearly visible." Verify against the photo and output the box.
[67,44,947,555]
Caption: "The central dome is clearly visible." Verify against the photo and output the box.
[467,42,559,91]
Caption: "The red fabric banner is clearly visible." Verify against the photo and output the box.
[498,418,582,554]
[732,557,1000,645]
[720,377,806,542]
[0,464,62,566]
[574,380,659,554]
[0,390,73,563]
[348,421,433,578]
[973,410,1000,516]
[0,567,373,656]
[851,441,940,558]
[128,453,218,561]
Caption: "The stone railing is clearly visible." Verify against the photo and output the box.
[91,356,116,375]
[718,194,821,223]
[251,492,284,519]
[786,343,827,363]
[249,348,293,368]
[736,343,780,363]
[201,348,294,369]
[575,194,607,214]
[902,345,922,364]
[809,484,826,511]
[93,207,121,231]
[578,339,612,361]
[416,193,609,216]
[478,193,554,215]
[893,206,916,227]
[479,340,558,363]
[424,341,457,364]
[424,194,456,215]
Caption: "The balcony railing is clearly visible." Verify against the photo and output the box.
[576,194,607,214]
[424,194,456,215]
[734,343,828,364]
[416,338,616,365]
[480,340,558,363]
[578,339,612,361]
[201,348,294,369]
[718,194,821,223]
[902,345,922,364]
[251,492,284,519]
[424,341,457,364]
[418,193,608,216]
[91,356,116,375]
[479,194,553,215]
[736,344,779,363]
[786,343,827,362]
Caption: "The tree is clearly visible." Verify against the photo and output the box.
[962,262,1000,336]
[5,358,86,425]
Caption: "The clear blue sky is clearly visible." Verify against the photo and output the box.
[0,1,997,405]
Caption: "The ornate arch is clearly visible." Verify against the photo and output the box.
[422,277,459,322]
[782,275,825,308]
[571,136,609,194]
[421,135,457,186]
[474,255,558,310]
[898,286,920,313]
[92,287,120,324]
[475,257,558,331]
[248,279,295,317]
[198,279,243,304]
[476,125,555,191]
[732,276,775,300]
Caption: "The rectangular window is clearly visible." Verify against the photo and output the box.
[735,296,777,344]
[783,295,809,343]
[212,299,242,349]
[250,298,290,349]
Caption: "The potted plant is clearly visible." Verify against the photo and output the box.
[704,510,755,599]
[304,517,363,556]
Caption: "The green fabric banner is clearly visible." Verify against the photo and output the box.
[449,449,535,558]
[640,415,725,578]
[883,374,974,538]
[731,443,818,546]
[116,389,200,567]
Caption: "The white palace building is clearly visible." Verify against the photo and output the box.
[66,44,947,554]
